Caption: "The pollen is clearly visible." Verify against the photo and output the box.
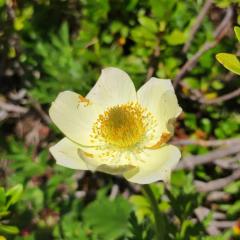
[91,103,153,149]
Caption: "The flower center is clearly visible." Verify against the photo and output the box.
[92,103,149,149]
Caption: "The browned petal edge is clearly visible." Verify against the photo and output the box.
[145,132,172,150]
[78,95,92,107]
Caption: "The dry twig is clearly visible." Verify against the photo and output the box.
[28,97,52,125]
[183,0,213,53]
[174,7,233,88]
[200,87,240,104]
[146,43,161,81]
[214,154,240,170]
[211,220,235,229]
[0,101,28,114]
[195,169,240,192]
[172,137,240,147]
[177,144,240,170]
[207,191,231,202]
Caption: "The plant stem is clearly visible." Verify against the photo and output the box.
[142,185,165,240]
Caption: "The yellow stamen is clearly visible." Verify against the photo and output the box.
[92,103,150,149]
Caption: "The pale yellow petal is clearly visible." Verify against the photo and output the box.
[124,145,181,184]
[49,91,102,145]
[87,67,137,108]
[137,78,181,124]
[155,90,182,134]
[77,148,102,171]
[96,164,138,175]
[50,138,88,170]
[78,148,138,175]
[137,78,174,114]
[137,78,181,146]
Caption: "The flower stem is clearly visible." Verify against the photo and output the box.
[142,184,165,240]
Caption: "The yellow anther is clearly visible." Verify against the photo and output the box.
[92,103,150,149]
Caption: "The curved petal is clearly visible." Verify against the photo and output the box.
[137,78,181,123]
[49,91,102,146]
[137,78,182,145]
[78,148,138,175]
[137,78,174,114]
[87,67,137,108]
[96,164,138,175]
[156,90,182,134]
[77,148,102,171]
[50,138,88,170]
[124,145,181,184]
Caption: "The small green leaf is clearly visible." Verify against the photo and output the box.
[224,180,240,194]
[216,53,240,75]
[0,0,5,7]
[227,200,240,216]
[129,195,151,221]
[6,184,23,208]
[138,16,158,33]
[0,188,6,207]
[0,224,19,235]
[0,211,10,217]
[165,29,186,46]
[59,22,70,46]
[234,26,240,42]
[83,196,132,240]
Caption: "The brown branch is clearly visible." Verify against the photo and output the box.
[146,44,161,81]
[214,154,240,170]
[206,191,231,202]
[172,137,240,147]
[175,41,216,87]
[194,207,226,221]
[0,101,28,114]
[183,0,213,53]
[177,144,240,170]
[28,97,52,125]
[194,206,235,235]
[174,7,233,88]
[211,220,235,229]
[200,88,240,105]
[195,169,240,192]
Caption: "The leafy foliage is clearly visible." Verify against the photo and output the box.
[83,193,132,240]
[216,26,240,75]
[0,0,240,239]
[0,185,23,236]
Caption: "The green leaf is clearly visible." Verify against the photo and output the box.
[165,29,186,45]
[149,0,176,21]
[234,26,240,42]
[0,188,6,207]
[0,0,5,7]
[130,195,151,221]
[0,211,10,217]
[6,184,23,208]
[216,53,240,75]
[138,16,158,33]
[0,224,19,235]
[227,200,240,216]
[59,22,70,46]
[83,196,132,240]
[224,180,240,194]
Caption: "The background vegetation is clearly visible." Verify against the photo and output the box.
[0,0,240,239]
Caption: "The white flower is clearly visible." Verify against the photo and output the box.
[49,67,182,184]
